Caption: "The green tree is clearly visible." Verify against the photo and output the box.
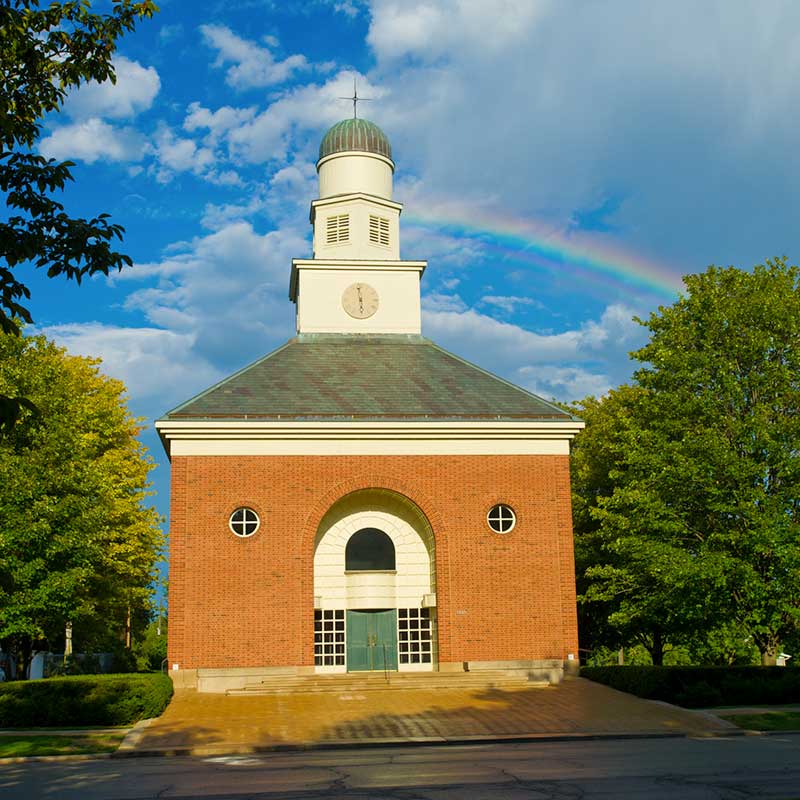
[576,259,800,665]
[132,613,167,672]
[0,329,164,676]
[0,0,157,429]
[568,388,708,665]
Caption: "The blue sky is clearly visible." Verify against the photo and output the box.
[23,0,800,541]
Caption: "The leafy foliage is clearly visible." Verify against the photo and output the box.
[572,259,800,664]
[0,673,173,727]
[0,330,164,673]
[0,0,157,425]
[723,712,800,732]
[581,665,800,708]
[132,615,168,672]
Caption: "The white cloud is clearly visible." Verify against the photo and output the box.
[159,24,184,43]
[40,323,220,408]
[197,160,315,231]
[206,169,243,187]
[200,195,269,231]
[421,292,468,313]
[361,0,800,274]
[334,1,362,17]
[183,102,257,146]
[270,163,314,191]
[222,71,386,163]
[39,118,147,163]
[114,221,304,368]
[200,24,309,89]
[517,365,613,401]
[64,56,160,119]
[175,70,391,168]
[422,303,646,401]
[151,126,215,183]
[367,0,550,62]
[481,295,542,313]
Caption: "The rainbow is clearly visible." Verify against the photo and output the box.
[404,200,685,298]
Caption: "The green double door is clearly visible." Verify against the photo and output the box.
[346,610,398,671]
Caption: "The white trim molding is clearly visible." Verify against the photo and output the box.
[289,258,427,302]
[156,419,585,458]
[316,150,395,172]
[310,192,402,221]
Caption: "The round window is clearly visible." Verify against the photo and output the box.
[229,507,260,537]
[487,504,516,534]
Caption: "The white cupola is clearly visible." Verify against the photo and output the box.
[317,118,394,199]
[311,118,401,261]
[289,117,426,336]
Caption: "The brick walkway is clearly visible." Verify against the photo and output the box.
[132,678,734,756]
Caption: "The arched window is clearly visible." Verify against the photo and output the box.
[345,528,396,571]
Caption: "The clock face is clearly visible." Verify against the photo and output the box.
[342,282,379,319]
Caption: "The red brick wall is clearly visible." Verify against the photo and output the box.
[167,455,579,670]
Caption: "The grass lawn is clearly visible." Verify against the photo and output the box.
[0,732,126,758]
[724,712,800,732]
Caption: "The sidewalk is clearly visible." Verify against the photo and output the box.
[128,677,736,757]
[709,704,800,716]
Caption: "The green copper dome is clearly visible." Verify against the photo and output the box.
[319,118,393,162]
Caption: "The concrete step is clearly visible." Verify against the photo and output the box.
[226,670,549,696]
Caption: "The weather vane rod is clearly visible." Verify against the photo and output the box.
[339,77,371,119]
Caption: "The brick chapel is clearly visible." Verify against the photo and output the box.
[156,116,584,692]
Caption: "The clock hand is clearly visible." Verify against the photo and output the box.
[357,286,363,312]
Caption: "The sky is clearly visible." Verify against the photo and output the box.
[21,0,800,544]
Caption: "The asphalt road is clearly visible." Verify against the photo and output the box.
[1,735,798,799]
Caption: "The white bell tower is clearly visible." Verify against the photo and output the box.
[289,117,426,335]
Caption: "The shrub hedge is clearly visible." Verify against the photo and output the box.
[0,673,173,727]
[581,665,800,708]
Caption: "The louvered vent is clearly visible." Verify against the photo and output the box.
[326,214,349,244]
[369,215,390,247]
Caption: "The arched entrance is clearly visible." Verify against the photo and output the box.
[313,489,437,673]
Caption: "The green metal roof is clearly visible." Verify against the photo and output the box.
[319,118,393,163]
[163,335,575,421]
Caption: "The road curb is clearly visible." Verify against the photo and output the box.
[0,752,114,765]
[116,718,154,754]
[6,726,797,763]
[110,729,732,759]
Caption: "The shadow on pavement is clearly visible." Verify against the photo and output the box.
[130,679,734,756]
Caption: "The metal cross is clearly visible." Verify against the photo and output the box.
[339,77,371,119]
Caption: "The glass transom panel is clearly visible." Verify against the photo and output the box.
[345,528,396,570]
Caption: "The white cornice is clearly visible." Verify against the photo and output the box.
[292,258,426,269]
[310,193,403,224]
[316,150,395,172]
[156,419,584,458]
[289,259,427,301]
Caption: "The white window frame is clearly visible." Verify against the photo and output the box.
[314,609,346,671]
[487,504,516,534]
[229,507,260,537]
[398,607,433,667]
